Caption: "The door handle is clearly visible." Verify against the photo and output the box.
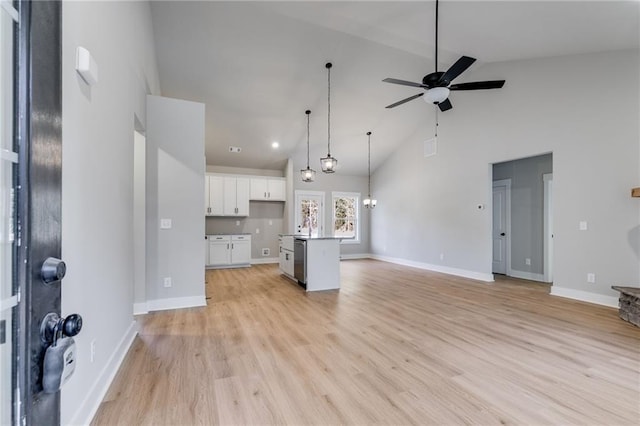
[500,232,506,236]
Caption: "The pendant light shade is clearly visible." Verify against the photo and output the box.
[321,62,338,173]
[363,132,377,209]
[301,110,316,182]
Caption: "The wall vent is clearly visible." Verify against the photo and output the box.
[424,138,437,158]
[261,248,270,256]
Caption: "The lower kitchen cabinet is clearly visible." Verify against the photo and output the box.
[206,234,251,268]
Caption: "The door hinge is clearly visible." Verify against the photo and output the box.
[0,319,6,344]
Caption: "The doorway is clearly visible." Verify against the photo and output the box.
[294,190,324,237]
[492,153,553,282]
[133,129,146,313]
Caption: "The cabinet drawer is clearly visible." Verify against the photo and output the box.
[232,235,251,241]
[209,235,230,242]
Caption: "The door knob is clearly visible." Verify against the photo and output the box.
[41,257,66,284]
[500,232,506,236]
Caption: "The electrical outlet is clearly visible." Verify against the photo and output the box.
[587,273,596,283]
[579,221,588,231]
[525,258,531,265]
[268,220,273,226]
[90,339,96,363]
[256,228,260,234]
[235,220,240,226]
[160,218,172,229]
[164,277,172,288]
[440,253,444,261]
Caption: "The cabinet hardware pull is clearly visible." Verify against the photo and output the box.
[264,192,266,198]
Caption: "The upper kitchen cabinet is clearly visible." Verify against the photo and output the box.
[223,176,250,216]
[205,174,224,216]
[249,177,286,201]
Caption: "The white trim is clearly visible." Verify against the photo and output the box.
[550,287,619,308]
[339,253,371,260]
[133,302,148,316]
[371,254,494,282]
[1,149,18,163]
[68,321,138,426]
[146,295,206,312]
[0,294,18,311]
[251,257,279,264]
[206,264,251,270]
[543,173,553,283]
[1,1,19,22]
[508,269,547,283]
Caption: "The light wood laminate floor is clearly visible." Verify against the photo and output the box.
[93,260,640,425]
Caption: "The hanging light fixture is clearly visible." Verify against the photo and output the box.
[321,62,338,173]
[363,131,377,209]
[301,110,316,182]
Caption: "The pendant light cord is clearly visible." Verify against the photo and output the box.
[367,132,372,197]
[327,63,332,156]
[306,110,311,168]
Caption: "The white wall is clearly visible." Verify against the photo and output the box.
[372,49,639,305]
[61,1,160,424]
[146,95,205,309]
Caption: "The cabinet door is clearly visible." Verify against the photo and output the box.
[250,178,268,200]
[267,179,286,201]
[284,250,295,276]
[231,240,251,265]
[235,178,250,216]
[222,177,237,215]
[205,175,211,215]
[209,241,230,265]
[209,176,224,215]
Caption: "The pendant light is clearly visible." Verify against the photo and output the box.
[363,131,377,209]
[301,110,316,182]
[320,62,338,173]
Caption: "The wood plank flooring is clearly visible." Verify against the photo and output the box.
[92,260,640,425]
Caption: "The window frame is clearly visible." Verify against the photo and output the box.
[331,191,360,244]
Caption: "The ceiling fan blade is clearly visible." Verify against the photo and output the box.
[449,80,506,90]
[383,78,426,88]
[438,98,452,112]
[385,93,424,109]
[438,56,476,85]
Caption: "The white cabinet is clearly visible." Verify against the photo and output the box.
[223,177,250,216]
[208,235,231,266]
[250,178,286,201]
[206,234,251,268]
[205,175,224,216]
[279,236,295,278]
[230,235,251,265]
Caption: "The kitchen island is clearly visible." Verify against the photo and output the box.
[279,235,341,292]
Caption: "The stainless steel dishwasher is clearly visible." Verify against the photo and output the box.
[293,238,307,288]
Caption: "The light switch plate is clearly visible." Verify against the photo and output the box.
[160,219,172,229]
[579,221,588,231]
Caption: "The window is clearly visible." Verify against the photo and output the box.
[332,192,360,243]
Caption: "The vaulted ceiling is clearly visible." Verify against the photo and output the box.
[150,1,639,175]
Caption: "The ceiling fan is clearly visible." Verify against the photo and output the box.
[383,0,505,112]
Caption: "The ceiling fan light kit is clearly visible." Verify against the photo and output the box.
[301,109,316,182]
[321,62,338,173]
[363,131,377,209]
[383,0,505,112]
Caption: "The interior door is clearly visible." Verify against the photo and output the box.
[492,180,510,274]
[13,1,64,424]
[295,191,324,238]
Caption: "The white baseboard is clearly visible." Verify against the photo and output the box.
[251,257,279,264]
[370,254,494,282]
[340,253,371,260]
[146,295,207,312]
[508,269,547,283]
[550,286,619,308]
[68,321,138,426]
[133,302,148,315]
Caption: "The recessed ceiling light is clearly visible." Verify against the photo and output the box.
[271,141,279,149]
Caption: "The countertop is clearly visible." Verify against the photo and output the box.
[294,236,354,241]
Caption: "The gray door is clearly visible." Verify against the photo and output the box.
[12,1,63,424]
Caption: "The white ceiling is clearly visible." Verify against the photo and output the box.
[150,1,639,175]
